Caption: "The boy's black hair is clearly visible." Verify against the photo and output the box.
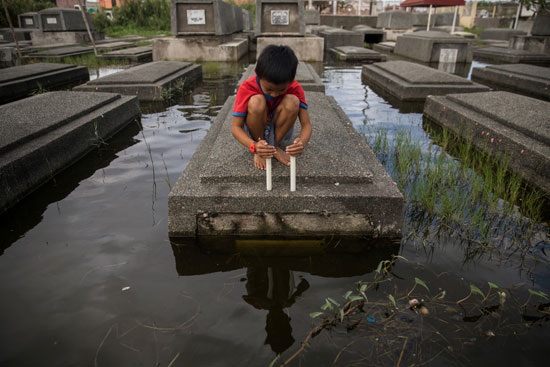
[255,45,298,85]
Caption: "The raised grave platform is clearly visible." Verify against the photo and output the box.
[73,61,202,101]
[373,41,395,53]
[237,61,324,93]
[472,47,550,66]
[0,63,89,104]
[394,31,472,63]
[30,30,105,46]
[168,92,403,241]
[352,25,385,44]
[0,91,140,213]
[256,35,324,62]
[98,46,153,63]
[330,46,386,62]
[471,64,550,102]
[153,35,248,62]
[27,46,94,60]
[0,28,31,42]
[480,28,526,41]
[95,41,135,53]
[320,15,377,30]
[510,35,550,56]
[318,28,364,50]
[423,91,550,198]
[361,61,489,103]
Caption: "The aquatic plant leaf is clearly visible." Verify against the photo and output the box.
[389,294,397,308]
[268,354,280,367]
[528,289,549,300]
[360,291,368,302]
[470,284,485,298]
[309,312,324,319]
[376,260,385,274]
[344,291,352,300]
[415,277,430,292]
[349,296,364,302]
[328,297,341,307]
[438,290,446,299]
[339,308,345,323]
[488,282,500,289]
[360,284,368,293]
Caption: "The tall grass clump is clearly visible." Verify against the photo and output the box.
[0,0,54,28]
[113,0,170,31]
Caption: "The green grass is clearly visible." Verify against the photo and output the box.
[104,25,169,38]
[40,53,129,68]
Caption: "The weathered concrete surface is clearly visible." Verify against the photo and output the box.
[330,46,386,62]
[168,92,403,240]
[423,91,550,197]
[432,26,465,33]
[320,15,377,30]
[376,11,413,29]
[18,12,39,29]
[510,35,550,56]
[471,64,550,102]
[0,63,89,104]
[30,30,105,45]
[95,41,135,53]
[480,28,526,41]
[352,25,384,43]
[434,12,460,26]
[383,29,412,42]
[0,47,19,69]
[74,61,202,101]
[373,41,395,53]
[238,61,325,93]
[472,47,550,66]
[256,35,324,62]
[256,0,305,37]
[318,28,364,50]
[171,0,244,36]
[38,8,92,32]
[0,91,140,213]
[152,35,248,61]
[394,31,472,63]
[0,28,31,42]
[98,46,153,63]
[305,9,320,25]
[361,61,489,102]
[474,17,512,29]
[530,14,550,36]
[27,45,94,60]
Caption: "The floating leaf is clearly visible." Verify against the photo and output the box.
[360,283,368,293]
[388,294,397,308]
[328,297,341,307]
[471,284,485,298]
[393,255,408,261]
[309,312,324,319]
[376,260,385,274]
[343,291,352,300]
[415,277,430,292]
[528,289,549,300]
[360,291,368,302]
[488,282,500,290]
[349,295,364,302]
[438,290,446,299]
[339,309,345,323]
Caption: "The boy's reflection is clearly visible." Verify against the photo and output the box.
[242,265,310,354]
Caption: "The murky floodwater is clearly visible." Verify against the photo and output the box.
[0,59,548,366]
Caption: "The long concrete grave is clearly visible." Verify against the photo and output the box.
[237,61,324,93]
[73,61,202,101]
[256,35,324,62]
[318,28,364,50]
[480,28,526,41]
[373,41,395,53]
[0,91,140,213]
[471,64,550,102]
[394,31,472,64]
[0,63,89,104]
[361,61,489,103]
[472,47,550,66]
[94,41,135,53]
[168,92,403,241]
[330,46,386,62]
[423,91,550,197]
[98,46,153,63]
[352,25,385,44]
[27,46,94,60]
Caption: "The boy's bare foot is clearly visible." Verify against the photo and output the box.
[274,147,291,166]
[254,154,267,170]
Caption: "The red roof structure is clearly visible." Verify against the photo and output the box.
[400,0,465,7]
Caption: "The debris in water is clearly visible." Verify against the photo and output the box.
[122,286,130,291]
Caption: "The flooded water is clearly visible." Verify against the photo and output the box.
[0,59,548,367]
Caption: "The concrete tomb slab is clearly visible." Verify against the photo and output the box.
[373,41,395,53]
[472,47,550,66]
[305,9,320,25]
[0,28,31,42]
[27,46,94,59]
[510,35,550,56]
[318,28,364,50]
[98,46,153,63]
[168,92,403,240]
[38,8,92,32]
[153,35,248,62]
[74,61,202,101]
[330,46,386,62]
[171,0,244,36]
[352,25,385,43]
[376,11,413,30]
[256,35,324,62]
[18,12,40,29]
[237,61,325,93]
[480,28,526,41]
[0,62,89,104]
[0,91,140,213]
[29,30,105,45]
[256,0,305,37]
[95,41,135,52]
[394,31,472,63]
[423,91,550,197]
[361,61,489,103]
[471,63,550,102]
[531,14,550,36]
[320,15,377,30]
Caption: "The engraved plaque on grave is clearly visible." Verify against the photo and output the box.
[256,0,305,36]
[440,48,458,63]
[187,9,206,25]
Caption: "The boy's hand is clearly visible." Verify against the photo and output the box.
[286,138,305,157]
[256,139,276,158]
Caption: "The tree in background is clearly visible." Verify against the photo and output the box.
[0,0,55,28]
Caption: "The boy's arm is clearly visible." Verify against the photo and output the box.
[231,115,275,158]
[285,107,312,157]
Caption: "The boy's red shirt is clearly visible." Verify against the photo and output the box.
[232,75,308,118]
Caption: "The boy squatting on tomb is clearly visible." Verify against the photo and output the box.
[231,45,312,170]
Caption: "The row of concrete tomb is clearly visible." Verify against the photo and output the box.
[0,56,548,241]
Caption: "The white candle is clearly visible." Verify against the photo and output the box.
[290,156,296,192]
[266,158,272,191]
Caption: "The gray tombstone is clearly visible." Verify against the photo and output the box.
[532,14,550,36]
[256,0,305,37]
[38,8,92,32]
[376,11,413,29]
[434,12,458,26]
[18,12,40,29]
[242,8,253,31]
[305,9,320,25]
[171,0,244,36]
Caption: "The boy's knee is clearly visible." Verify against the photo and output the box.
[248,95,267,116]
[280,94,300,113]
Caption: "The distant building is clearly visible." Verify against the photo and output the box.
[99,0,126,9]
